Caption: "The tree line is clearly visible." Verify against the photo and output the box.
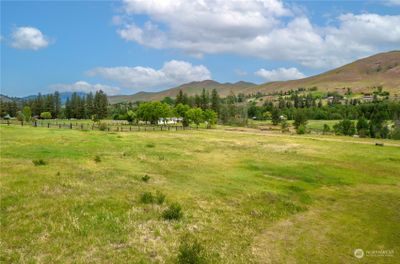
[0,91,108,120]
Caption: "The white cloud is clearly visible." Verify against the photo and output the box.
[11,26,51,50]
[115,1,400,68]
[86,60,211,90]
[50,81,120,95]
[255,67,306,81]
[384,0,400,6]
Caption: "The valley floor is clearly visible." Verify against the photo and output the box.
[0,126,399,263]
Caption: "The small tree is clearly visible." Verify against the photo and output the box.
[186,108,204,127]
[40,112,52,119]
[293,110,308,129]
[356,116,369,138]
[271,108,280,125]
[203,109,217,128]
[175,103,190,127]
[280,116,289,133]
[333,119,356,136]
[126,110,136,124]
[22,106,32,122]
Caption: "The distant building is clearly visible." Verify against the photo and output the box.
[363,94,374,102]
[158,117,183,125]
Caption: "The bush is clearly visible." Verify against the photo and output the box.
[333,119,356,136]
[141,174,150,182]
[177,235,207,264]
[322,124,331,134]
[155,191,166,205]
[296,124,307,134]
[94,155,101,163]
[140,192,154,204]
[98,123,108,131]
[162,203,183,220]
[40,112,52,119]
[33,159,47,166]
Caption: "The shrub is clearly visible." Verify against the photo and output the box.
[333,119,356,136]
[177,235,207,264]
[155,191,166,205]
[141,174,150,182]
[140,192,154,204]
[94,155,101,163]
[98,123,108,131]
[33,159,47,166]
[293,110,308,129]
[322,124,331,135]
[162,203,183,220]
[40,112,52,119]
[296,124,307,134]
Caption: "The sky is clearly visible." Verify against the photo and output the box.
[1,0,399,97]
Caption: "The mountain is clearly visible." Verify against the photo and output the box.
[108,80,257,104]
[247,50,400,95]
[0,95,15,102]
[109,51,400,104]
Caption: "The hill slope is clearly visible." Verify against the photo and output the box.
[249,50,400,95]
[108,80,256,104]
[109,51,400,104]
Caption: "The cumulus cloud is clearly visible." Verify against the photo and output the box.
[50,81,120,95]
[86,60,211,90]
[255,67,306,81]
[11,26,51,50]
[115,0,400,68]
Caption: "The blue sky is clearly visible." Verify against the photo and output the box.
[1,0,399,97]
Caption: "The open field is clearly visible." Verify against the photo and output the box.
[1,125,399,263]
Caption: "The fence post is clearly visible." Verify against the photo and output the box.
[70,123,72,129]
[7,120,10,126]
[48,123,50,128]
[35,121,37,127]
[59,124,61,129]
[81,124,83,130]
[130,126,132,131]
[21,121,24,126]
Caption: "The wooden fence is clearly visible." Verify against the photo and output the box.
[0,120,197,132]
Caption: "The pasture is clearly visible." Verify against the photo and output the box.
[1,125,399,263]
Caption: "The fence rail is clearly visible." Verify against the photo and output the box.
[0,120,197,132]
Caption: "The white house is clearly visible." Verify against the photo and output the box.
[158,117,183,125]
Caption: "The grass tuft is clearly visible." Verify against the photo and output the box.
[162,203,183,220]
[141,174,150,182]
[32,159,47,166]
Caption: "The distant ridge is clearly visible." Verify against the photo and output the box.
[248,50,400,95]
[109,51,400,104]
[108,80,257,104]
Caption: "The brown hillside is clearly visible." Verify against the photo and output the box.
[249,50,400,95]
[109,51,400,104]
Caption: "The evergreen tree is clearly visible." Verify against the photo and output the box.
[200,89,210,110]
[211,89,220,114]
[54,91,61,118]
[271,108,281,125]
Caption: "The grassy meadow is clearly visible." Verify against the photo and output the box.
[1,125,399,263]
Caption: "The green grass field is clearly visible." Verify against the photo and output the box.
[1,125,399,263]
